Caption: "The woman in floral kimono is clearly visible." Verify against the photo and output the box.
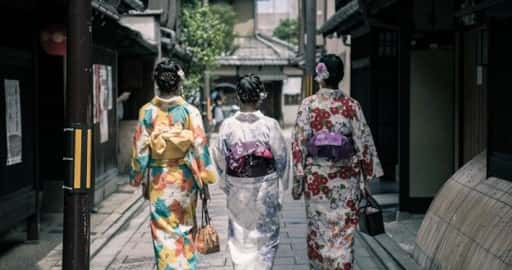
[130,59,217,270]
[212,74,290,270]
[291,54,383,270]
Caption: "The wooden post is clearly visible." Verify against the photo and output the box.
[398,0,413,212]
[62,0,93,268]
[304,0,317,97]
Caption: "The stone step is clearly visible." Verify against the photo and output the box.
[358,231,421,270]
[357,231,404,270]
[373,193,399,209]
[374,234,421,270]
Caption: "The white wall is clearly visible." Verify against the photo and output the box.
[120,16,159,45]
[282,77,301,126]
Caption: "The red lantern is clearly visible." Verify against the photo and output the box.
[41,25,67,56]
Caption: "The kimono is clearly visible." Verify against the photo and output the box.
[130,96,217,270]
[291,89,383,270]
[212,111,290,270]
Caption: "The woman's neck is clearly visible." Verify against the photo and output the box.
[158,92,178,100]
[240,103,258,112]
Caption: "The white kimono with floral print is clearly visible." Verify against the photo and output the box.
[212,111,290,270]
[291,89,383,270]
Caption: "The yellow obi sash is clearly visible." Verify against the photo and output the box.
[149,123,194,161]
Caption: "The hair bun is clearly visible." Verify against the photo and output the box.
[237,74,267,104]
[154,59,183,93]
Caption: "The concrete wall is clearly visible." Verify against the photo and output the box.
[409,50,454,197]
[233,0,255,36]
[414,152,512,270]
[256,0,299,36]
[321,0,351,95]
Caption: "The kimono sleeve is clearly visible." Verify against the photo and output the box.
[291,98,311,199]
[129,105,152,187]
[188,106,217,186]
[351,100,384,181]
[269,120,290,205]
[212,121,228,192]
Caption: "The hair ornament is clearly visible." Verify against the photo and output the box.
[315,62,330,82]
[177,69,185,80]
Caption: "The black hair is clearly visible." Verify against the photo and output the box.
[318,54,344,89]
[153,59,183,94]
[236,74,266,104]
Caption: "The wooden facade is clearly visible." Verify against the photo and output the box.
[321,0,512,213]
[0,0,160,236]
[0,1,40,237]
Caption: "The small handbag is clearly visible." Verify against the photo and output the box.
[358,191,385,236]
[194,187,220,254]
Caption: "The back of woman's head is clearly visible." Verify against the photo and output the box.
[236,74,267,104]
[154,59,184,94]
[316,54,344,89]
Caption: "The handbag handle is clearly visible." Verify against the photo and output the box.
[199,186,212,226]
[358,160,382,211]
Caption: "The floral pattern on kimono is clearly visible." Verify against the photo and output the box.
[291,89,383,270]
[130,96,217,270]
[212,111,290,270]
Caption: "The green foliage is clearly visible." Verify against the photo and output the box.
[272,18,299,45]
[180,3,236,103]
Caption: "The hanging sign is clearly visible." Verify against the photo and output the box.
[4,79,23,165]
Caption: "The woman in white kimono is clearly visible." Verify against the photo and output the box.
[212,74,290,270]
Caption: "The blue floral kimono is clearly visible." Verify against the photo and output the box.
[212,111,290,270]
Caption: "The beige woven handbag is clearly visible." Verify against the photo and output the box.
[194,187,220,254]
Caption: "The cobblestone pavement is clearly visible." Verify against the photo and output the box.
[94,132,385,269]
[94,181,385,270]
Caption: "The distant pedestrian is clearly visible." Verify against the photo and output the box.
[291,54,383,269]
[212,93,225,131]
[129,59,217,270]
[212,74,290,270]
[116,91,131,120]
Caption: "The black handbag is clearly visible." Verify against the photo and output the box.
[359,192,385,236]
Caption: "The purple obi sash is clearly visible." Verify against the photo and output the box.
[226,141,276,177]
[307,131,355,161]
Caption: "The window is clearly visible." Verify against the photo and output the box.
[284,94,301,105]
[378,31,398,57]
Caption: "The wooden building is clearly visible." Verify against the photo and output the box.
[0,0,40,239]
[320,0,512,212]
[0,0,167,237]
[209,0,301,124]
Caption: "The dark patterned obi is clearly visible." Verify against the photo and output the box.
[307,131,355,161]
[225,141,276,177]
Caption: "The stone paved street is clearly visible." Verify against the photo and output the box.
[94,180,385,270]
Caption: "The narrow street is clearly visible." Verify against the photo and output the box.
[2,1,511,270]
[93,175,386,270]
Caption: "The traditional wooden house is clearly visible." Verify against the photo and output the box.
[0,0,40,239]
[208,0,301,125]
[0,0,169,238]
[321,1,512,268]
[320,0,511,212]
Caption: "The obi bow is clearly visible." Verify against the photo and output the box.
[149,123,194,158]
